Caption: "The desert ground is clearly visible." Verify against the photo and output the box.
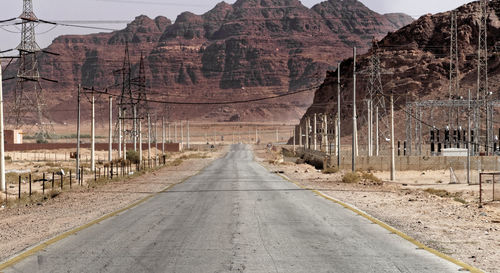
[256,145,500,273]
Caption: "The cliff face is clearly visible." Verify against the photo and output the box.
[302,0,500,140]
[2,0,413,123]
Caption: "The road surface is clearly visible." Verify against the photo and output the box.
[5,144,461,272]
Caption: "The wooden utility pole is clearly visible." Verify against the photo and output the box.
[108,96,113,162]
[390,93,396,181]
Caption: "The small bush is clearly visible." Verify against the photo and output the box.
[342,172,361,184]
[424,188,461,199]
[169,158,183,167]
[126,150,140,164]
[453,197,467,204]
[322,167,339,174]
[361,172,381,183]
[4,155,11,161]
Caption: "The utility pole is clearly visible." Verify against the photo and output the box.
[168,122,171,143]
[305,117,310,149]
[91,95,95,172]
[108,96,113,162]
[154,119,158,159]
[118,109,122,158]
[352,47,357,172]
[293,127,296,152]
[337,63,341,167]
[174,122,177,143]
[123,110,127,161]
[0,65,6,192]
[133,105,137,151]
[313,114,317,150]
[187,120,190,149]
[390,93,396,181]
[375,107,379,156]
[162,117,165,154]
[139,120,142,165]
[299,123,303,147]
[147,114,151,161]
[180,121,184,145]
[478,0,489,154]
[467,89,471,185]
[76,85,81,183]
[323,114,328,153]
[367,99,372,156]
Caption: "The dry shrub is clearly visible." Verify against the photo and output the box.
[342,172,361,184]
[424,188,462,199]
[322,167,339,174]
[361,172,381,183]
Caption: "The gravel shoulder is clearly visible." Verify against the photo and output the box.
[255,147,500,273]
[0,148,227,262]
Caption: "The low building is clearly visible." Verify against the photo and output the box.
[4,130,23,144]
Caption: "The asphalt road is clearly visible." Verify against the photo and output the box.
[5,144,462,273]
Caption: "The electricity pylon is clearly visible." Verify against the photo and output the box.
[13,0,53,139]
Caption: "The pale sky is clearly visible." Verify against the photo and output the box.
[0,0,473,51]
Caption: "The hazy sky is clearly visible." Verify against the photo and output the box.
[0,0,473,51]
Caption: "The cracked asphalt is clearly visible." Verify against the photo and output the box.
[5,144,461,272]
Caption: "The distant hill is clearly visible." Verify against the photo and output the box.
[2,0,413,123]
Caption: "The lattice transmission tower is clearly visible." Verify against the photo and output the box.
[449,10,459,99]
[477,0,491,154]
[13,0,53,139]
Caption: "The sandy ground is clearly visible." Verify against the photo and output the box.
[256,147,500,273]
[0,146,227,262]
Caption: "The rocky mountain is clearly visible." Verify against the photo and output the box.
[302,0,500,143]
[2,0,413,123]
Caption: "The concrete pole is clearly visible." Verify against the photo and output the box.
[352,47,357,172]
[76,84,81,183]
[256,128,258,144]
[154,119,158,159]
[139,120,142,165]
[367,100,372,157]
[313,113,317,150]
[324,114,328,153]
[467,89,471,185]
[293,127,296,152]
[91,95,95,172]
[123,110,127,161]
[162,117,165,154]
[0,66,6,192]
[276,128,279,143]
[133,105,137,151]
[181,121,184,145]
[118,109,122,158]
[108,96,113,162]
[299,124,303,147]
[305,117,310,149]
[187,120,190,149]
[167,122,171,143]
[174,122,177,143]
[376,106,379,156]
[147,114,151,160]
[337,63,341,167]
[390,93,396,181]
